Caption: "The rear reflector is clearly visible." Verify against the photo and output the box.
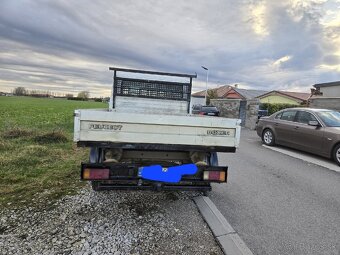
[203,171,226,182]
[83,168,109,180]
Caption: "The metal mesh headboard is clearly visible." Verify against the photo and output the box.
[114,78,191,101]
[109,67,197,113]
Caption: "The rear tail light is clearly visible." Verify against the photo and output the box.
[199,112,205,115]
[83,168,109,180]
[203,171,226,182]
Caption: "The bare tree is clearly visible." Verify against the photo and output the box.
[207,89,218,105]
[77,91,90,100]
[13,87,26,96]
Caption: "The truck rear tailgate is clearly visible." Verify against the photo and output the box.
[74,109,241,150]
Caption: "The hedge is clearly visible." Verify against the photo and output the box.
[259,103,300,115]
[67,97,87,101]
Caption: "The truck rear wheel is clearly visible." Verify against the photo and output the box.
[91,181,101,191]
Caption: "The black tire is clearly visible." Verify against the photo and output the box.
[91,181,101,191]
[262,129,275,146]
[332,144,340,166]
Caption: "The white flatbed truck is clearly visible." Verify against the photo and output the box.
[74,67,241,192]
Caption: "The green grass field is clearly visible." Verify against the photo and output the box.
[0,96,107,208]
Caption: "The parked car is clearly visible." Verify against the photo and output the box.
[192,105,220,116]
[256,108,340,166]
[256,109,269,124]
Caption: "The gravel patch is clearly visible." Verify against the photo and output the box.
[0,186,222,255]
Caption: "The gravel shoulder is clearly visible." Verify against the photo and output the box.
[0,186,222,255]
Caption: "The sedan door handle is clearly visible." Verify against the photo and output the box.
[275,123,279,126]
[294,126,299,129]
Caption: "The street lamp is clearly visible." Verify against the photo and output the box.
[201,66,209,105]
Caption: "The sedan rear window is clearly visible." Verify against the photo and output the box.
[280,110,297,122]
[202,106,218,111]
[275,112,283,119]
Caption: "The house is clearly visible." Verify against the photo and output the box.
[191,85,231,99]
[313,81,340,97]
[309,81,340,111]
[229,87,269,100]
[192,85,268,129]
[191,85,268,100]
[190,85,233,112]
[257,91,311,105]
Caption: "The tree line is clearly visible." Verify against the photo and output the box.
[12,87,90,100]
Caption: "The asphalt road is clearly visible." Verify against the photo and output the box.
[210,128,340,255]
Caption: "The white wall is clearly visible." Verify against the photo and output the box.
[115,96,188,115]
[309,97,340,111]
[320,86,340,97]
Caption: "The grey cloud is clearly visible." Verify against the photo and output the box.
[0,0,339,96]
[323,55,340,65]
[280,43,324,70]
[264,2,325,68]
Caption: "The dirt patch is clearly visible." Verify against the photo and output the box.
[2,128,34,139]
[121,201,159,216]
[165,192,179,201]
[33,130,68,144]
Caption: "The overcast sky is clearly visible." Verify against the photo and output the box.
[0,0,339,97]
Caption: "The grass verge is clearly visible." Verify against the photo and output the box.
[0,96,106,208]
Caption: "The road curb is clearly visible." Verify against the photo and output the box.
[194,196,254,255]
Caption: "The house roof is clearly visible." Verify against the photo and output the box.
[233,88,269,100]
[191,85,231,98]
[192,85,268,99]
[257,90,311,102]
[191,90,207,97]
[313,81,340,88]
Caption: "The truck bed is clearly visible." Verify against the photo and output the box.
[74,109,241,151]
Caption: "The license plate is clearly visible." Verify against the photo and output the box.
[139,164,197,183]
[208,113,215,115]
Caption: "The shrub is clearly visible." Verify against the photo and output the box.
[260,103,298,115]
[67,97,85,101]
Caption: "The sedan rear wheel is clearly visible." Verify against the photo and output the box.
[333,144,340,166]
[262,129,275,146]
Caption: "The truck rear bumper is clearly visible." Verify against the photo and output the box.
[91,181,213,192]
[81,162,228,191]
[77,141,236,153]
